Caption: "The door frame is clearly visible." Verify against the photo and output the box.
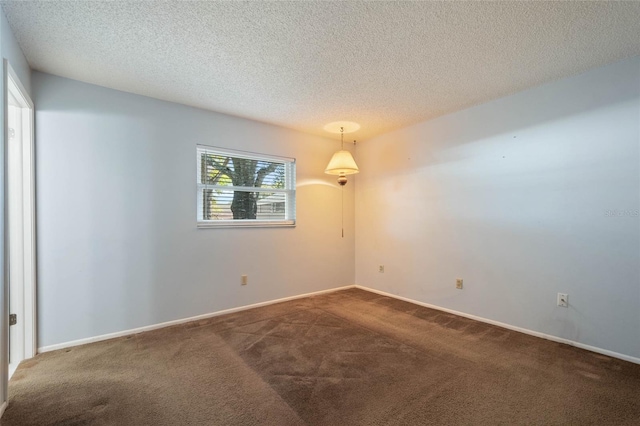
[2,59,36,397]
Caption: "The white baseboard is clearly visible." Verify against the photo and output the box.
[354,285,640,365]
[38,284,640,366]
[38,285,356,353]
[0,401,7,418]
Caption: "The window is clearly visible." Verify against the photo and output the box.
[197,145,296,227]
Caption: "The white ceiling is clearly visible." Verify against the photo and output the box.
[2,1,640,141]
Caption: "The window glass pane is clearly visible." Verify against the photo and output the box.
[202,190,287,221]
[201,154,286,189]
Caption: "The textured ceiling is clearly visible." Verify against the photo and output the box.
[2,1,640,141]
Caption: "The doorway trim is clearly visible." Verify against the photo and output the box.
[3,59,36,380]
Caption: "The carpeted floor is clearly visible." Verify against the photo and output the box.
[2,288,640,425]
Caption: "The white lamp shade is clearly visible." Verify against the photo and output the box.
[325,150,360,175]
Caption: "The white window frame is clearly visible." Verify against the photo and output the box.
[196,145,296,228]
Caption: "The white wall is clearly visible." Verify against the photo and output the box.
[0,7,31,408]
[33,72,355,348]
[356,57,640,360]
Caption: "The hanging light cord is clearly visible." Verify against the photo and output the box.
[341,127,344,238]
[342,185,344,238]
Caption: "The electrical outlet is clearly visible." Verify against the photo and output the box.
[456,278,463,289]
[241,275,248,286]
[379,265,385,273]
[557,293,568,307]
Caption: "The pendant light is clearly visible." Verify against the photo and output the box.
[324,122,360,238]
[324,126,359,185]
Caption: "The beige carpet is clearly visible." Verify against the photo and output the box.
[2,288,640,425]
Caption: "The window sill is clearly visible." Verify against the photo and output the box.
[197,220,296,229]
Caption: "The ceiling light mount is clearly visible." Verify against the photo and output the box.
[323,121,360,135]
